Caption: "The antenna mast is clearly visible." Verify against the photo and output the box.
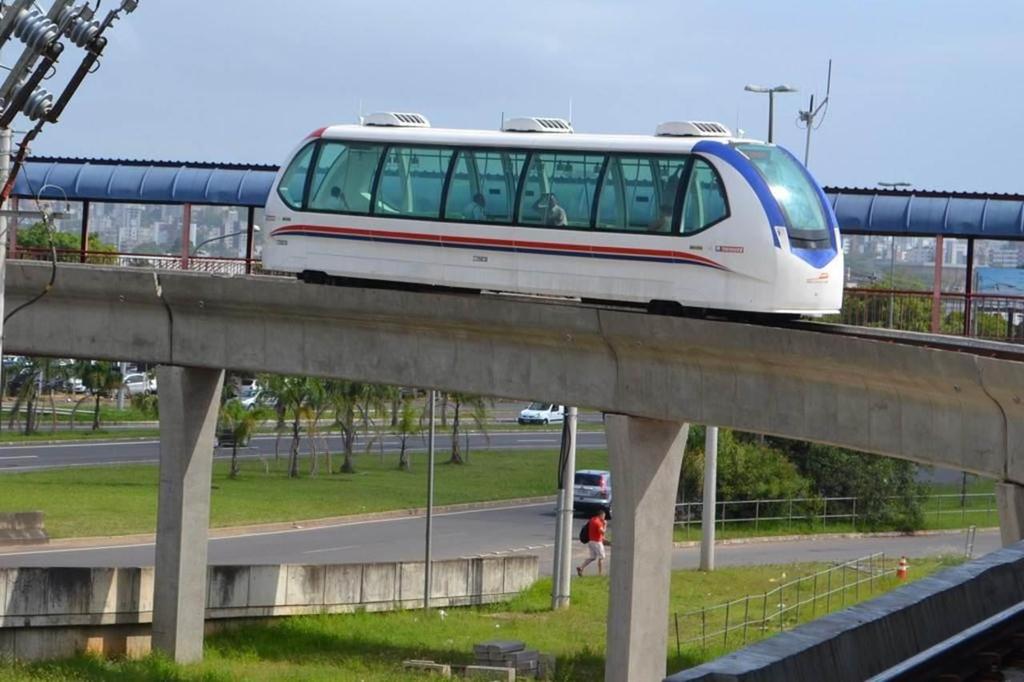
[798,59,832,168]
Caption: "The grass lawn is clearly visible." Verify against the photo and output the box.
[0,449,608,538]
[0,557,962,681]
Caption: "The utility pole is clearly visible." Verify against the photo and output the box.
[0,0,141,371]
[552,405,577,609]
[423,389,436,610]
[797,60,833,168]
[699,426,718,571]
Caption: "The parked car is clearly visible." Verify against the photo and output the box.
[240,389,276,410]
[574,469,612,517]
[123,373,157,395]
[216,424,250,448]
[517,402,565,425]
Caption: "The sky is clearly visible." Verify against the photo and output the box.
[24,0,1024,193]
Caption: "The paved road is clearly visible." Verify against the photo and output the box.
[0,429,608,472]
[0,501,997,574]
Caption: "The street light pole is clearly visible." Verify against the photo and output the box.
[189,227,259,259]
[744,84,797,144]
[423,389,436,610]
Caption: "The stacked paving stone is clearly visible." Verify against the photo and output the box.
[472,640,542,679]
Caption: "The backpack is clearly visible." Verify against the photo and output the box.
[579,521,590,544]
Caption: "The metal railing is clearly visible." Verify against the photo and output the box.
[672,552,899,653]
[840,287,1024,342]
[674,493,996,538]
[12,246,255,275]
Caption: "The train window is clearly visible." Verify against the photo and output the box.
[276,143,315,209]
[444,149,525,223]
[375,146,453,218]
[307,141,385,214]
[517,152,605,228]
[596,155,689,233]
[681,159,728,234]
[734,143,829,245]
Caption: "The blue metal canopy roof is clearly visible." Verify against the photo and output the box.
[12,157,279,208]
[10,157,1024,239]
[825,188,1024,240]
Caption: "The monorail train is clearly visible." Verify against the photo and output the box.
[262,112,843,315]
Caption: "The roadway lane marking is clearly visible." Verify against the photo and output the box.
[0,440,160,450]
[0,455,37,460]
[302,544,357,554]
[0,501,555,556]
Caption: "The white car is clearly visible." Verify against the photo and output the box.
[518,402,565,425]
[123,373,157,395]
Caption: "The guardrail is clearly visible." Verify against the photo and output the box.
[11,246,256,275]
[841,287,1024,341]
[674,493,996,538]
[672,553,896,654]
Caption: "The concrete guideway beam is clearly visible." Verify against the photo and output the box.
[151,365,224,663]
[4,261,1024,483]
[996,483,1024,547]
[605,415,688,682]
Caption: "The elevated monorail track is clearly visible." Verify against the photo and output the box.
[5,260,1023,484]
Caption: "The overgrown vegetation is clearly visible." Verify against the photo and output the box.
[0,558,962,681]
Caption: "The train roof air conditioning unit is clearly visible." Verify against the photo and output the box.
[502,117,574,133]
[362,112,431,128]
[655,121,731,137]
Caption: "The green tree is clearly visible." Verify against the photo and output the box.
[75,361,123,431]
[776,439,925,531]
[219,399,269,479]
[17,222,115,263]
[446,393,489,465]
[394,395,420,471]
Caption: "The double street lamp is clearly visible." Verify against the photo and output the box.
[743,84,798,143]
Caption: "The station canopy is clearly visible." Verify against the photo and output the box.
[9,157,1024,239]
[825,187,1024,240]
[11,157,278,208]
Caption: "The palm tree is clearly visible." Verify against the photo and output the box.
[219,399,269,479]
[327,380,363,474]
[395,395,419,471]
[273,376,314,479]
[76,361,123,431]
[446,393,490,465]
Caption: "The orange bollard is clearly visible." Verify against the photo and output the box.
[897,556,908,580]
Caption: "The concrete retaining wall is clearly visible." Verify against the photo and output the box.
[0,556,537,661]
[0,512,47,546]
[667,542,1024,681]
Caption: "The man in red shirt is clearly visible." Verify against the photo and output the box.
[577,509,609,576]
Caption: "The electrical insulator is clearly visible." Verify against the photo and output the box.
[12,7,60,52]
[56,4,101,48]
[21,87,53,121]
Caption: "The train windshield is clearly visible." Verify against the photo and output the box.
[734,144,830,247]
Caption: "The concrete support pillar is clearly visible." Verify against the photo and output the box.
[700,426,718,571]
[996,482,1024,547]
[151,365,224,663]
[605,414,688,682]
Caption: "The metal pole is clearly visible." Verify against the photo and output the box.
[888,236,897,328]
[181,203,192,269]
[423,389,436,610]
[802,94,814,166]
[116,360,126,410]
[553,406,577,609]
[700,425,718,571]
[767,91,775,143]
[931,235,943,333]
[964,238,975,336]
[0,126,9,368]
[79,200,89,263]
[245,206,255,275]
